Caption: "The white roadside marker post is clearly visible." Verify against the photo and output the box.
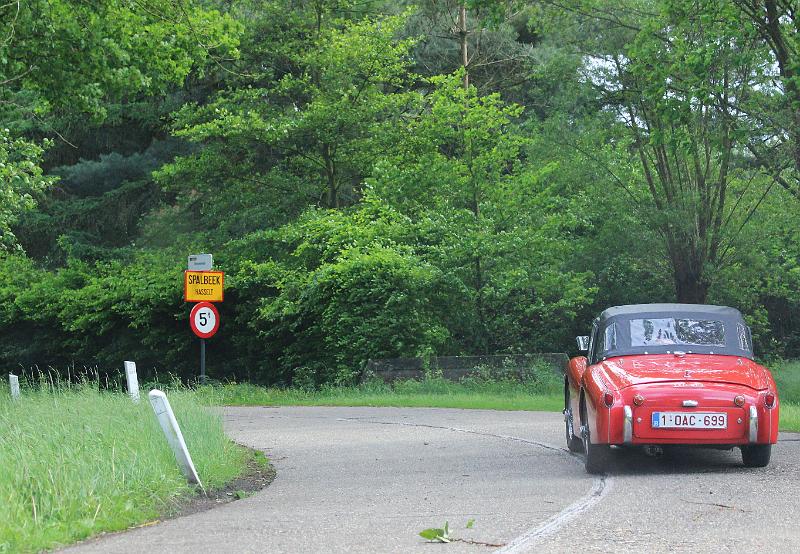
[148,389,204,491]
[124,361,140,402]
[9,374,20,400]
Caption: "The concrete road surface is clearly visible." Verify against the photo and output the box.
[65,407,800,553]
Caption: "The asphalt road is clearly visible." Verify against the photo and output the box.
[65,407,800,553]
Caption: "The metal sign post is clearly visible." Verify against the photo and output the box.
[200,339,206,384]
[185,255,221,386]
[190,302,219,384]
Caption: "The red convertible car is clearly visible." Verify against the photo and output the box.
[564,304,779,473]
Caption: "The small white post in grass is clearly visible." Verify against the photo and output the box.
[9,374,20,400]
[124,361,140,402]
[148,389,204,490]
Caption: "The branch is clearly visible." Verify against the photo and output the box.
[470,55,531,68]
[1,0,19,46]
[746,142,800,200]
[718,168,759,235]
[0,64,33,86]
[550,136,644,209]
[0,99,78,148]
[538,0,650,34]
[716,178,776,268]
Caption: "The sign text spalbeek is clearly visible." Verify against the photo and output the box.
[184,270,225,302]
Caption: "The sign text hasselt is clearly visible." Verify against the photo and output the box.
[184,270,224,302]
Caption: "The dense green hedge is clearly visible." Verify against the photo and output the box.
[3,193,797,386]
[0,197,593,385]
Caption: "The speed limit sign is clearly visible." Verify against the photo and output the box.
[190,302,220,339]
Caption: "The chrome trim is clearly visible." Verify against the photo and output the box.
[564,408,576,441]
[623,405,633,444]
[682,400,699,407]
[749,405,758,443]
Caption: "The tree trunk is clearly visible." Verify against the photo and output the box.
[322,144,338,208]
[671,252,710,304]
[458,4,469,90]
[674,274,710,304]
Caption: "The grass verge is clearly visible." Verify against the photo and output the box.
[199,362,800,432]
[772,360,800,402]
[0,383,248,554]
[779,403,800,433]
[771,360,800,432]
[198,375,564,413]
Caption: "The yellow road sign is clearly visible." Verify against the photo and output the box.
[184,271,224,303]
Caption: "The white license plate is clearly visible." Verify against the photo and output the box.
[651,412,727,429]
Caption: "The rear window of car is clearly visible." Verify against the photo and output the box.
[629,318,725,347]
[737,323,751,351]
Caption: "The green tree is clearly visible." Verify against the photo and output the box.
[157,9,417,245]
[230,202,449,385]
[403,0,542,100]
[0,0,241,132]
[0,132,54,250]
[553,0,782,302]
[0,0,241,254]
[734,0,800,199]
[370,73,595,352]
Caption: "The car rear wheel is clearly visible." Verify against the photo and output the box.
[741,444,771,468]
[564,381,584,453]
[581,397,611,474]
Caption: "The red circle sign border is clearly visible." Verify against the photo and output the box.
[190,302,220,339]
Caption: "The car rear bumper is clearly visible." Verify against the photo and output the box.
[616,401,774,446]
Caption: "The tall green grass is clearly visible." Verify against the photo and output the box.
[197,373,564,412]
[780,403,800,433]
[771,360,800,432]
[772,360,800,402]
[0,382,247,554]
[199,364,800,432]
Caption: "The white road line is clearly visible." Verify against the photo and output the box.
[337,416,613,552]
[494,475,611,553]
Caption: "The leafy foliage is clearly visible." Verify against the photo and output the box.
[1,0,799,383]
[238,213,450,385]
[0,0,241,129]
[420,521,451,543]
[0,132,54,250]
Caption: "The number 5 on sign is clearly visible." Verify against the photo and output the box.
[190,302,220,339]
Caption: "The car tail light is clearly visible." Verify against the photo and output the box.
[765,392,776,408]
[734,395,745,407]
[633,394,644,406]
[603,391,614,407]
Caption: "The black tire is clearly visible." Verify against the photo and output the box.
[741,444,771,468]
[564,381,584,453]
[581,397,611,474]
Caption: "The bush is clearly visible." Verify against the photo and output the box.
[254,245,450,386]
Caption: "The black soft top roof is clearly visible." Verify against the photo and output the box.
[599,303,743,323]
[595,303,753,360]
